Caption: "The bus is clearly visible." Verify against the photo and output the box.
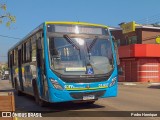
[8,21,119,106]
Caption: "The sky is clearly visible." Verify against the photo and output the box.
[0,0,160,62]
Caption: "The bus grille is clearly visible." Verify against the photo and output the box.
[70,90,106,99]
[60,77,109,83]
[56,70,113,83]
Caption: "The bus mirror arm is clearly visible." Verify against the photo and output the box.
[118,67,123,75]
[112,36,120,65]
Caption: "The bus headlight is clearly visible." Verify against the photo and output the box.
[109,77,117,87]
[50,78,63,90]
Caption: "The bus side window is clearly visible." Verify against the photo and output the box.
[37,37,42,66]
[14,48,18,66]
[31,37,36,62]
[26,40,31,63]
[23,43,26,63]
[49,38,59,56]
[37,37,46,76]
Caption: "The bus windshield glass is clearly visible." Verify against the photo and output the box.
[47,25,113,76]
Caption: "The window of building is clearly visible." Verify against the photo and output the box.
[128,36,137,44]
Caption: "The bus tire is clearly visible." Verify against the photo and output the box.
[14,78,23,96]
[32,79,47,107]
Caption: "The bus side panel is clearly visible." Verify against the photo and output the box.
[21,63,36,95]
[11,49,22,90]
[102,69,118,98]
[12,66,21,89]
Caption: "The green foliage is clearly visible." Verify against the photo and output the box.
[0,4,6,11]
[0,63,8,73]
[0,3,16,27]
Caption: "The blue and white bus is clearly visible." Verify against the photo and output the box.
[8,22,119,106]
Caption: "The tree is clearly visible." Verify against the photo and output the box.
[0,3,16,27]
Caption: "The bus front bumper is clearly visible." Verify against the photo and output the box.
[48,83,117,103]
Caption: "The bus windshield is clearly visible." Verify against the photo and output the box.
[47,25,113,75]
[48,34,113,76]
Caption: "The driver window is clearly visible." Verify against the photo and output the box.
[49,38,59,56]
[49,37,80,61]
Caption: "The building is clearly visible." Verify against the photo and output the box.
[111,22,160,82]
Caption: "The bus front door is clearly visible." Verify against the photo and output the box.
[18,48,24,91]
[36,38,45,98]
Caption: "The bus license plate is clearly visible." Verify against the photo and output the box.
[83,95,95,100]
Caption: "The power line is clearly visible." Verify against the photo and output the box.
[142,34,160,41]
[0,56,7,57]
[136,13,160,24]
[0,34,21,40]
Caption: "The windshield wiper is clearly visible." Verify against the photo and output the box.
[85,36,98,60]
[63,35,79,50]
[85,41,90,60]
[88,36,98,50]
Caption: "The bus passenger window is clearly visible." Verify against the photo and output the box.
[14,49,18,66]
[26,41,31,62]
[31,38,36,62]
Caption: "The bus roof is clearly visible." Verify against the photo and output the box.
[45,21,108,28]
[8,21,108,52]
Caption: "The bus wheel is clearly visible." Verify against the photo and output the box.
[32,79,47,107]
[14,78,22,96]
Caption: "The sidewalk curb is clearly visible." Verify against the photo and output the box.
[119,82,160,86]
[149,83,160,85]
[119,82,137,86]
